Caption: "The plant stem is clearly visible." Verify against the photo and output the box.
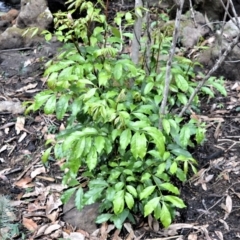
[159,0,185,129]
[178,31,240,117]
[179,0,240,117]
[131,0,143,65]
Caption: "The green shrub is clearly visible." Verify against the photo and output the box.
[26,0,226,228]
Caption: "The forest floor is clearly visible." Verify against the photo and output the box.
[1,3,240,240]
[1,40,240,240]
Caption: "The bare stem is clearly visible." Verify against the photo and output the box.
[158,0,185,129]
[179,0,240,117]
[178,32,240,117]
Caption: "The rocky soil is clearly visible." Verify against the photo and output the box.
[1,0,240,239]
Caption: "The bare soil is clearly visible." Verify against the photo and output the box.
[1,2,240,238]
[1,43,240,240]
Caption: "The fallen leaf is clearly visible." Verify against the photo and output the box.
[15,117,25,135]
[224,195,232,219]
[219,219,230,231]
[31,167,46,179]
[44,223,61,235]
[152,218,159,232]
[202,182,207,191]
[36,224,49,236]
[23,58,35,67]
[46,194,62,215]
[0,174,8,182]
[50,229,62,238]
[15,176,33,188]
[231,82,239,90]
[188,233,198,240]
[36,176,55,182]
[18,132,27,143]
[0,145,7,153]
[22,217,38,231]
[16,82,38,92]
[59,123,65,131]
[100,222,108,240]
[205,174,214,183]
[4,128,9,134]
[124,222,135,240]
[62,232,85,240]
[215,231,223,240]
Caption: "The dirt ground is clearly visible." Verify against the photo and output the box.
[1,41,240,240]
[1,2,240,238]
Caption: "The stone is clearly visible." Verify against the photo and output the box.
[0,38,62,78]
[0,20,11,32]
[0,26,24,49]
[16,0,53,30]
[0,8,19,23]
[0,26,44,50]
[63,195,99,233]
[161,11,209,49]
[196,17,240,80]
[181,11,210,49]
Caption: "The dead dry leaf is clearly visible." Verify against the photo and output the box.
[214,121,222,139]
[231,82,239,90]
[0,145,7,153]
[188,233,198,240]
[219,219,230,231]
[46,209,59,222]
[152,218,159,232]
[59,123,65,131]
[62,232,85,240]
[36,224,49,236]
[163,223,196,236]
[44,223,61,235]
[18,131,27,142]
[15,116,25,135]
[100,222,108,240]
[112,229,121,240]
[44,133,56,143]
[23,58,35,67]
[205,174,214,183]
[124,223,135,240]
[215,231,223,240]
[16,82,38,92]
[15,176,33,188]
[36,175,55,182]
[223,195,232,219]
[46,194,62,215]
[23,217,38,231]
[50,229,62,238]
[31,167,46,179]
[0,174,8,182]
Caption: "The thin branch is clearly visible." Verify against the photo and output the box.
[179,0,240,117]
[189,0,197,27]
[131,0,143,65]
[178,30,240,117]
[158,0,185,129]
[143,3,151,75]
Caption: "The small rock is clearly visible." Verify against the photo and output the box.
[63,195,99,234]
[0,8,19,23]
[16,0,53,30]
[0,20,10,32]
